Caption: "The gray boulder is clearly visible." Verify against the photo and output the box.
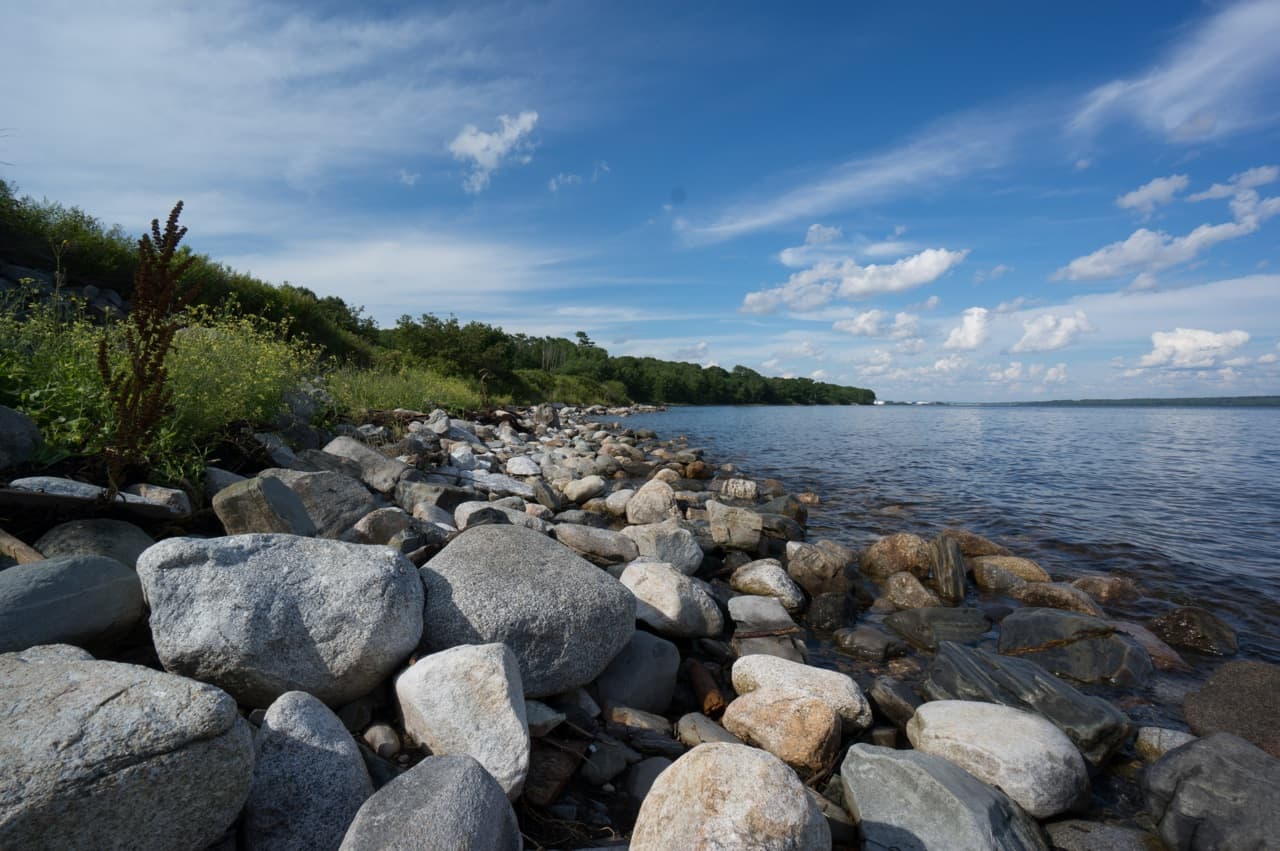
[621,562,724,638]
[395,644,530,799]
[1147,606,1238,656]
[840,743,1049,850]
[630,743,829,851]
[322,436,411,493]
[553,522,639,565]
[420,525,634,697]
[929,536,967,603]
[707,499,763,551]
[33,518,155,568]
[622,520,704,575]
[213,476,317,536]
[999,608,1154,687]
[338,755,520,851]
[260,469,379,540]
[922,641,1134,767]
[138,534,424,707]
[885,606,991,650]
[563,474,607,503]
[785,539,852,596]
[0,646,253,850]
[0,405,41,470]
[593,630,680,714]
[730,558,806,612]
[243,691,373,851]
[626,479,680,525]
[1143,733,1280,850]
[1183,660,1280,758]
[0,555,143,653]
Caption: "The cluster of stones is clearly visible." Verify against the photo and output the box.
[2,400,1278,850]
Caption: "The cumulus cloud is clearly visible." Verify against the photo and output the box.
[989,361,1024,382]
[806,224,843,245]
[1116,175,1189,215]
[943,307,990,351]
[743,247,968,314]
[1011,311,1092,353]
[449,110,539,193]
[547,172,582,192]
[1187,165,1278,201]
[1043,363,1068,383]
[934,353,967,372]
[1137,328,1251,368]
[833,310,887,337]
[995,296,1031,314]
[811,369,829,381]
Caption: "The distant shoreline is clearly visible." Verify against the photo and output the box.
[868,395,1280,408]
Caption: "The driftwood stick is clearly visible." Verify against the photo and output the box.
[0,527,43,564]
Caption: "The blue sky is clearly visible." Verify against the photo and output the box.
[3,0,1279,401]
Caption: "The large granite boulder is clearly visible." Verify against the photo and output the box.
[907,700,1089,818]
[0,555,143,653]
[395,644,529,799]
[1143,733,1280,851]
[0,405,41,470]
[860,533,931,579]
[630,743,830,850]
[840,743,1049,850]
[0,645,253,850]
[999,608,1154,687]
[420,525,634,697]
[243,691,373,850]
[260,468,380,540]
[722,688,841,775]
[622,520,704,575]
[1183,660,1280,757]
[626,479,680,525]
[33,519,155,569]
[922,641,1134,766]
[137,534,424,707]
[621,562,724,638]
[338,755,520,851]
[732,653,873,733]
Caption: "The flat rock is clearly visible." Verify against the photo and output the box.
[0,555,143,653]
[553,522,639,565]
[834,625,907,662]
[420,525,634,698]
[138,534,423,707]
[706,499,764,551]
[1183,660,1280,757]
[1044,820,1163,851]
[922,641,1135,767]
[1147,606,1238,656]
[621,561,724,638]
[675,713,744,747]
[396,644,530,799]
[244,691,373,850]
[1143,733,1280,851]
[840,743,1049,851]
[32,518,155,569]
[622,520,704,575]
[907,699,1089,818]
[5,476,183,519]
[1135,727,1196,762]
[0,646,254,850]
[593,630,680,714]
[630,743,830,850]
[999,608,1154,687]
[884,606,991,650]
[727,594,796,631]
[860,533,931,579]
[732,653,873,733]
[730,558,805,612]
[505,455,541,477]
[338,754,521,851]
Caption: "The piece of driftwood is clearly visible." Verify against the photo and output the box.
[688,661,728,716]
[0,527,43,564]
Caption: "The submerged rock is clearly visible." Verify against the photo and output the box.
[1183,660,1280,758]
[884,606,991,650]
[1147,606,1238,656]
[998,608,1154,687]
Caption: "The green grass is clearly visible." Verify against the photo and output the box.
[323,363,485,418]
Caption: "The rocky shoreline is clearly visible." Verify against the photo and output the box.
[1,401,1278,849]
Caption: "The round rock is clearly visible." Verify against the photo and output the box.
[621,561,724,638]
[860,533,932,579]
[33,519,155,569]
[0,555,143,653]
[732,653,873,733]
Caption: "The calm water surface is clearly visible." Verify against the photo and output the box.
[623,405,1280,665]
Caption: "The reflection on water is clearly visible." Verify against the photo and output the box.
[623,405,1280,664]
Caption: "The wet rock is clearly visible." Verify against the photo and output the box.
[1109,620,1191,672]
[138,534,423,707]
[760,512,806,542]
[930,536,967,603]
[730,558,805,612]
[834,624,907,662]
[999,608,1154,687]
[0,405,41,470]
[626,479,680,525]
[593,630,680,714]
[785,539,852,596]
[971,555,1050,582]
[0,555,143,653]
[886,570,943,610]
[213,476,316,536]
[243,691,373,850]
[941,527,1011,557]
[1143,733,1280,851]
[260,469,379,540]
[732,653,873,733]
[631,743,829,850]
[0,646,254,850]
[907,699,1089,818]
[552,523,639,565]
[840,743,1048,850]
[1147,606,1238,656]
[1072,574,1141,603]
[675,713,744,747]
[420,525,634,698]
[338,754,520,851]
[322,436,412,493]
[806,592,853,631]
[1183,660,1280,757]
[723,687,840,774]
[621,562,724,638]
[1044,820,1162,850]
[1135,727,1196,762]
[33,519,155,568]
[922,641,1134,767]
[396,643,529,799]
[884,606,991,650]
[622,519,703,575]
[1011,581,1104,617]
[860,532,932,579]
[869,677,922,730]
[707,500,764,551]
[971,559,1029,593]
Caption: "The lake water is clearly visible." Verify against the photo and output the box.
[622,405,1280,665]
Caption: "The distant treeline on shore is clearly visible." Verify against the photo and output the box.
[997,396,1280,408]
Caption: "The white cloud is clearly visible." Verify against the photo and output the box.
[1043,363,1068,383]
[810,369,829,381]
[1187,165,1278,201]
[989,362,1024,382]
[996,296,1030,314]
[1011,310,1092,353]
[398,169,421,187]
[833,310,887,337]
[1055,211,1268,281]
[743,247,968,314]
[934,353,967,373]
[1116,174,1189,215]
[806,224,843,245]
[674,341,710,361]
[592,161,610,182]
[761,357,780,371]
[890,312,920,339]
[1259,353,1279,364]
[547,172,582,192]
[1071,0,1280,142]
[944,307,990,351]
[1075,158,1092,171]
[781,341,825,359]
[449,110,539,193]
[974,263,1012,284]
[895,337,926,354]
[918,295,941,311]
[1137,328,1251,369]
